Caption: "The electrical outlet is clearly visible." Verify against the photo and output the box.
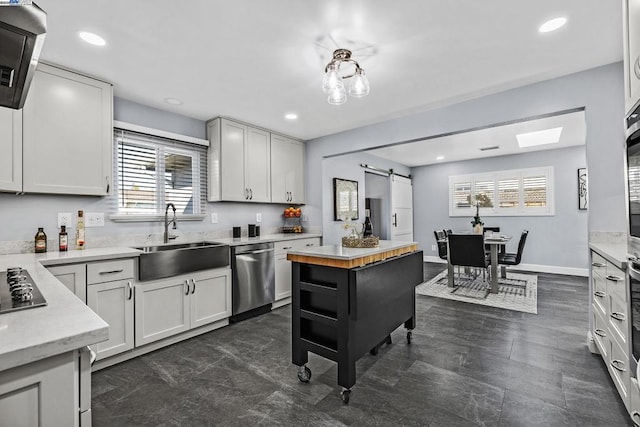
[58,212,72,228]
[301,214,308,222]
[431,244,436,251]
[211,213,218,224]
[256,213,262,223]
[85,212,105,227]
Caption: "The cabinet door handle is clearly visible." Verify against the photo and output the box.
[631,411,640,426]
[191,278,196,294]
[393,213,398,227]
[185,279,190,295]
[591,262,606,268]
[249,188,253,200]
[606,275,623,282]
[594,328,606,337]
[105,176,110,193]
[611,312,626,321]
[283,246,293,250]
[610,359,627,372]
[305,243,315,246]
[634,56,640,79]
[245,188,249,200]
[99,269,124,275]
[593,291,605,298]
[127,281,133,300]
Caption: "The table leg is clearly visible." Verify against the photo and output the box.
[447,259,454,288]
[490,244,498,293]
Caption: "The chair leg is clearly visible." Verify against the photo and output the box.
[500,265,506,278]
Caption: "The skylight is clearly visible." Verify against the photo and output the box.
[516,127,563,148]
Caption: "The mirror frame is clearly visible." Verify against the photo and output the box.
[333,177,359,221]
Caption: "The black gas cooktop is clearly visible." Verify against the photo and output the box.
[0,269,47,315]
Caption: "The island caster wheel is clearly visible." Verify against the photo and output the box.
[406,331,412,344]
[385,335,392,346]
[369,346,379,356]
[297,365,311,383]
[340,388,351,404]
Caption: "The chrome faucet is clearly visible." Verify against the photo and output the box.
[164,203,177,243]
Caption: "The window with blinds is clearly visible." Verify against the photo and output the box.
[112,128,207,218]
[449,166,554,217]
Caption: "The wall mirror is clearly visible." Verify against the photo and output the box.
[334,177,359,221]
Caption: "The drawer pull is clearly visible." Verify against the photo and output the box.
[611,312,626,321]
[606,275,623,282]
[99,269,124,275]
[594,291,605,298]
[591,262,606,268]
[127,281,133,300]
[610,359,627,372]
[283,246,293,250]
[594,328,607,337]
[305,243,315,246]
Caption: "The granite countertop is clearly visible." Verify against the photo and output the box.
[0,253,109,372]
[286,240,417,261]
[589,241,629,270]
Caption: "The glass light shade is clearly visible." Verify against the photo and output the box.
[348,70,370,97]
[322,67,342,94]
[327,85,347,105]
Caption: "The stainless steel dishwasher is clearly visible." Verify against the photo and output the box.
[231,242,275,320]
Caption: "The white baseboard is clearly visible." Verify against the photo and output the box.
[422,255,589,277]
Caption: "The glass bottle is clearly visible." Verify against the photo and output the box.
[59,225,68,252]
[35,227,47,253]
[76,210,85,249]
[363,214,373,237]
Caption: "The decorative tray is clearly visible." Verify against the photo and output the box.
[341,236,380,248]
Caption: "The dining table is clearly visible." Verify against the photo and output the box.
[445,233,512,294]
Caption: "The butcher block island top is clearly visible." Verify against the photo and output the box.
[287,240,418,269]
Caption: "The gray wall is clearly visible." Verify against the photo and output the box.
[321,152,410,245]
[305,62,625,272]
[413,146,587,269]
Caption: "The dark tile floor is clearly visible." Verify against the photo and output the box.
[91,263,633,426]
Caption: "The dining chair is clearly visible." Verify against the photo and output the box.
[433,230,448,260]
[498,230,529,280]
[447,234,490,296]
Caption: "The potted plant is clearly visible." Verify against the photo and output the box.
[468,194,492,234]
[471,202,484,234]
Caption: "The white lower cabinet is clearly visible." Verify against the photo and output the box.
[135,268,231,346]
[0,350,82,427]
[87,279,134,360]
[47,263,87,303]
[274,238,321,302]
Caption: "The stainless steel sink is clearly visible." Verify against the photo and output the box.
[134,241,230,281]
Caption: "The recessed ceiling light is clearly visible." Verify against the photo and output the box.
[285,113,298,120]
[79,31,106,46]
[538,17,567,33]
[516,127,563,148]
[436,156,444,161]
[164,97,183,105]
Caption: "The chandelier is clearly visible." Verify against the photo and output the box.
[322,49,370,105]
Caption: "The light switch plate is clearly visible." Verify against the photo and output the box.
[211,213,218,224]
[85,212,105,227]
[256,213,262,223]
[58,212,72,228]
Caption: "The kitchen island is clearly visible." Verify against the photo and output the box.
[287,240,423,403]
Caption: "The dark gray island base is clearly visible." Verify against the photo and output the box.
[288,242,423,403]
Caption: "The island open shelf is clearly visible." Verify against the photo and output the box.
[288,241,423,403]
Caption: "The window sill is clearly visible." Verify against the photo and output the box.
[110,214,206,223]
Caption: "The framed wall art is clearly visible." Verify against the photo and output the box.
[334,178,359,221]
[578,167,588,210]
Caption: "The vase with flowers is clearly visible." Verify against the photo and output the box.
[470,201,484,235]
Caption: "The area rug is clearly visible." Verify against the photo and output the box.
[415,270,538,314]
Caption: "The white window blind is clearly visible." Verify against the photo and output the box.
[112,128,207,219]
[449,166,554,217]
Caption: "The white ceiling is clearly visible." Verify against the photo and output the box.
[34,1,621,141]
[367,109,587,167]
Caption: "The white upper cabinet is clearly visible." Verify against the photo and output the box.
[22,63,113,195]
[0,107,22,192]
[208,117,271,202]
[271,133,305,204]
[624,0,640,113]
